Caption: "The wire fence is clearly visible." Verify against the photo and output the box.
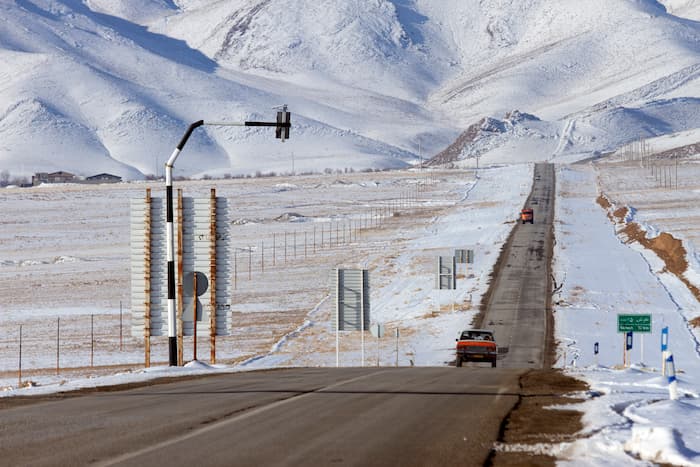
[1,171,458,385]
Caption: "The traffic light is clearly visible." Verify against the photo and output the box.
[276,108,291,142]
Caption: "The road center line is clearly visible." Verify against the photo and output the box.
[95,369,390,466]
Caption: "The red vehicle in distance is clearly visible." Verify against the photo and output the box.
[520,208,534,224]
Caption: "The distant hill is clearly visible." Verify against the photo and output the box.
[1,0,699,179]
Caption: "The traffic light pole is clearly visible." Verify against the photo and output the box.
[164,110,290,366]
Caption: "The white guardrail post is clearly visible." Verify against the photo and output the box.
[661,326,669,376]
[666,353,678,401]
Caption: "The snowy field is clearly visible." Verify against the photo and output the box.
[0,165,529,383]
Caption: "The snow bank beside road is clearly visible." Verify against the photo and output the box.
[554,164,700,466]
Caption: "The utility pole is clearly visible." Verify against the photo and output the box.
[163,107,291,366]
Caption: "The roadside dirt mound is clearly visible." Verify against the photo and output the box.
[622,224,688,277]
[488,369,588,466]
[613,206,628,222]
[598,193,700,325]
[596,194,611,210]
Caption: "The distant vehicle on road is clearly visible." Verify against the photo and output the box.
[455,329,498,367]
[520,208,534,224]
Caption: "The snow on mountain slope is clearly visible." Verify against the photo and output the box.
[419,0,700,165]
[1,0,700,179]
[660,0,700,20]
[431,0,700,121]
[156,0,447,101]
[83,0,179,24]
[0,0,432,180]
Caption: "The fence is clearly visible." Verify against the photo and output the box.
[2,171,460,384]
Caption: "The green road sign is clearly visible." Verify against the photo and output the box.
[617,314,652,333]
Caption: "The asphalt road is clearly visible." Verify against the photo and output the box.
[0,166,555,466]
[483,162,555,369]
[0,367,523,467]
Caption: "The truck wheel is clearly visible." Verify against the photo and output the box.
[455,357,462,367]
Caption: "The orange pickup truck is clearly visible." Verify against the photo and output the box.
[455,329,498,367]
[520,208,534,224]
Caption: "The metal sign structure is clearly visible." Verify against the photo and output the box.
[180,195,231,338]
[331,269,370,331]
[131,192,231,365]
[617,314,652,333]
[436,256,457,290]
[331,268,370,367]
[454,249,474,264]
[162,109,290,366]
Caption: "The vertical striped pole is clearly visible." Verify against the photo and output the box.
[165,120,203,366]
[165,156,177,366]
[666,353,678,400]
[661,326,669,376]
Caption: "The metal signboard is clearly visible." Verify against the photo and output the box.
[455,249,475,264]
[436,256,456,290]
[617,314,652,333]
[331,269,370,331]
[131,194,230,338]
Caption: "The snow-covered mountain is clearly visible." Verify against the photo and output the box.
[1,0,699,179]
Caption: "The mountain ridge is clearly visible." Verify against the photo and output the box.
[1,0,699,180]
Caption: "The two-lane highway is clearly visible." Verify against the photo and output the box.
[482,163,555,368]
[0,368,523,466]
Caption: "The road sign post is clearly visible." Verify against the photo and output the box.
[625,331,633,367]
[594,341,599,366]
[617,314,652,333]
[617,314,651,367]
[163,109,291,366]
[371,323,384,367]
[661,326,669,375]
